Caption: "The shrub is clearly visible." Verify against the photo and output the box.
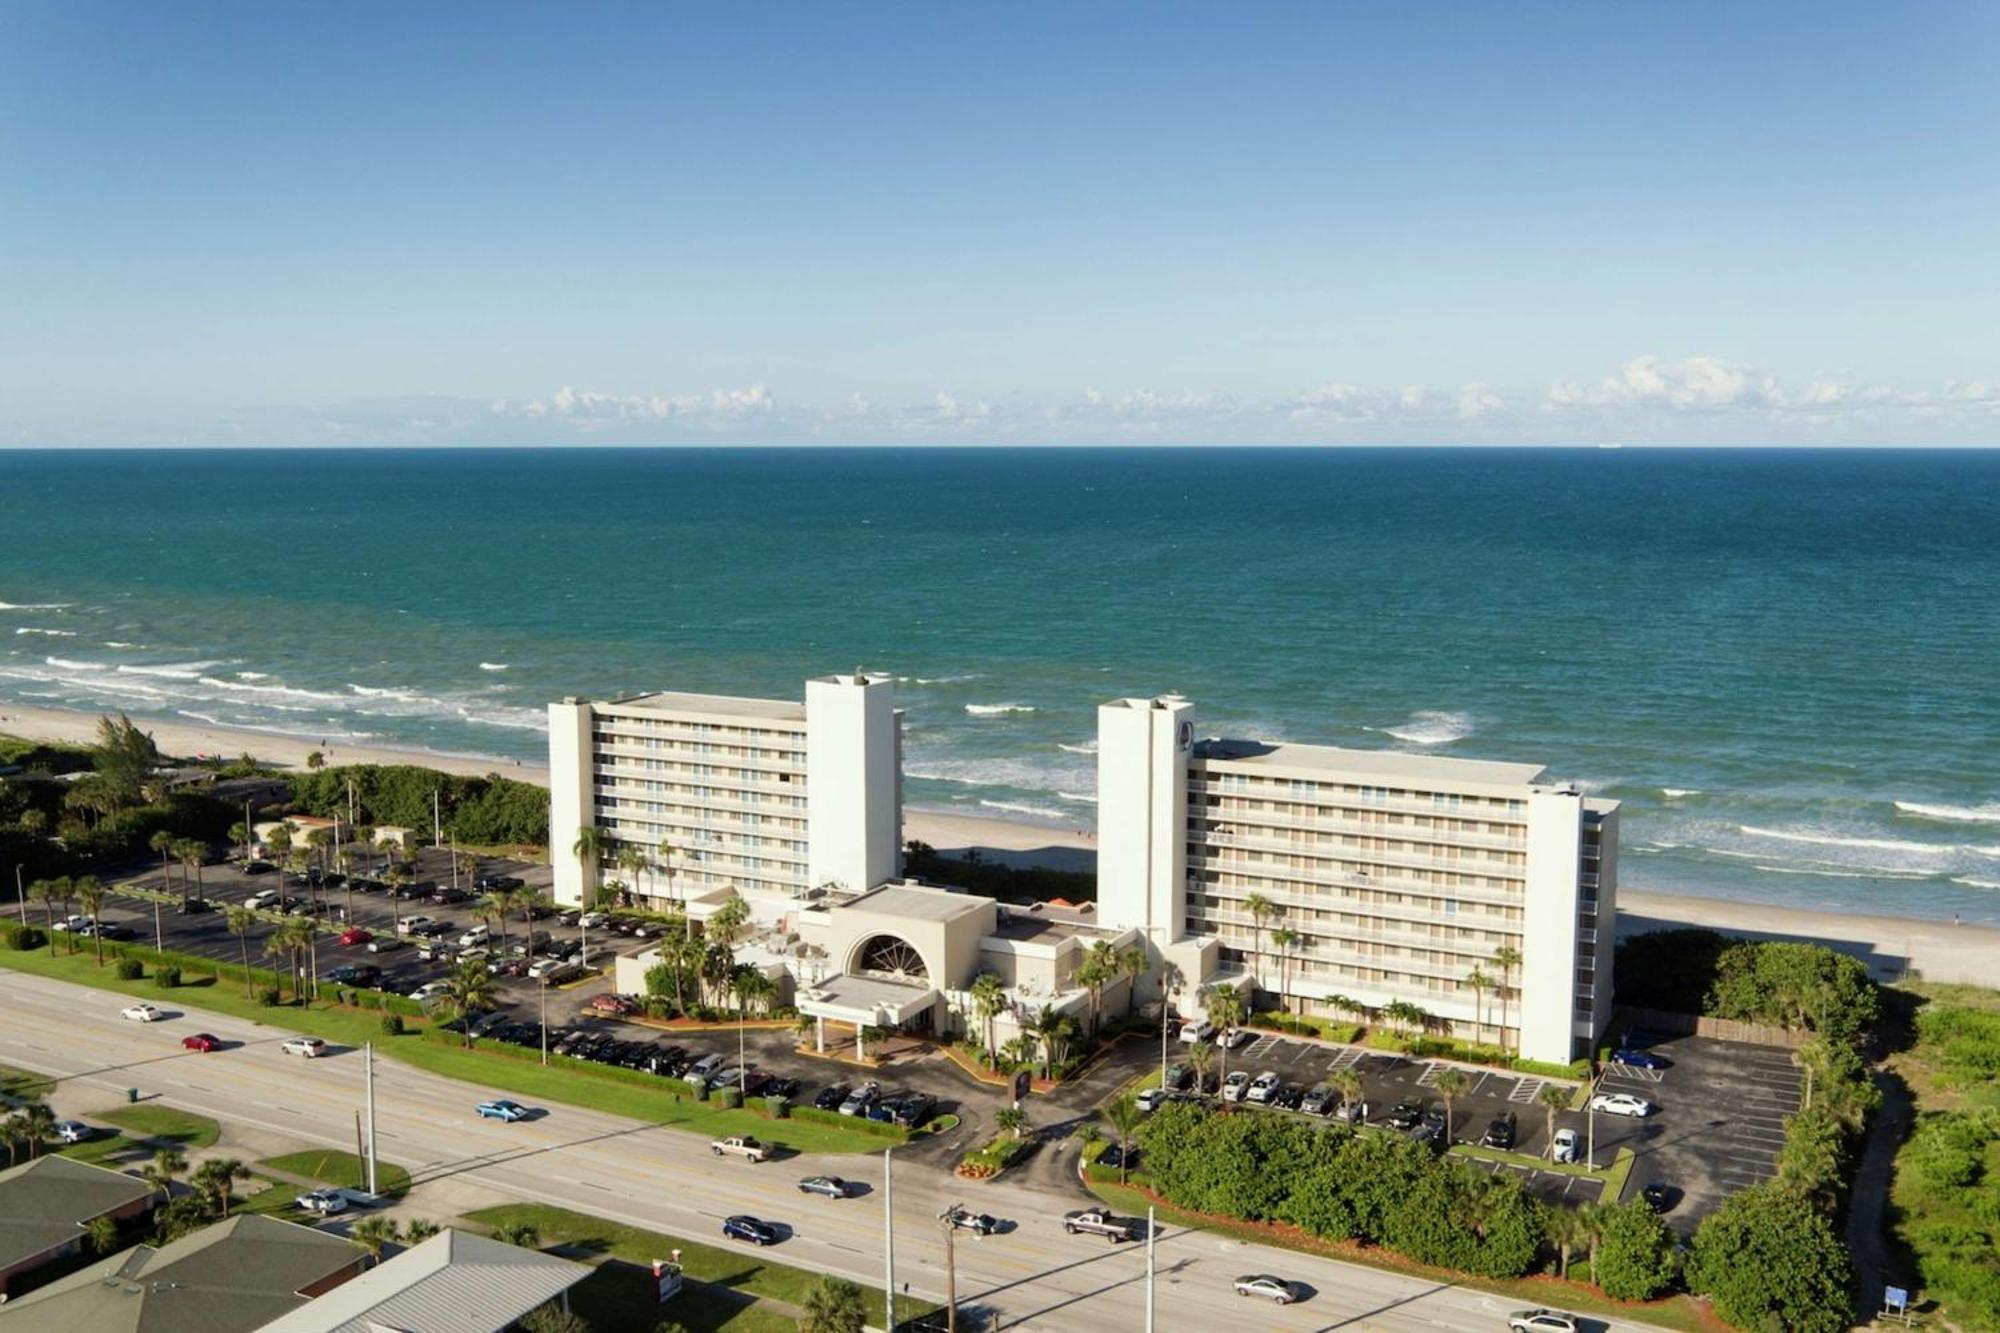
[115,958,144,980]
[155,965,182,989]
[764,1095,790,1118]
[258,986,281,1007]
[381,1013,405,1036]
[788,1105,908,1140]
[716,1088,742,1110]
[1594,1200,1679,1300]
[5,925,46,951]
[1688,1182,1853,1333]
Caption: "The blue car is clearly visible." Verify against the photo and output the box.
[1613,1049,1670,1070]
[476,1099,531,1121]
[723,1214,779,1246]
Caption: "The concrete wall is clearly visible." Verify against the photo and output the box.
[805,674,901,895]
[1521,789,1584,1064]
[1095,696,1192,946]
[547,701,596,907]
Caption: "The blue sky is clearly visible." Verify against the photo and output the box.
[2,1,1996,444]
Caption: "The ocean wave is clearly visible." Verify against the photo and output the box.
[1661,788,1702,799]
[1056,791,1099,805]
[897,674,981,685]
[453,705,547,732]
[15,627,76,637]
[102,641,141,649]
[198,675,347,703]
[1953,877,2000,891]
[236,671,269,680]
[348,683,434,702]
[117,660,226,680]
[964,703,1036,716]
[1896,801,2000,826]
[1057,741,1098,755]
[1740,825,1957,857]
[177,710,224,727]
[0,602,73,611]
[1755,863,1933,881]
[479,662,509,672]
[978,798,1074,823]
[1371,709,1473,746]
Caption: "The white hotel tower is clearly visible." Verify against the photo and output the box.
[1097,694,1617,1065]
[547,672,902,910]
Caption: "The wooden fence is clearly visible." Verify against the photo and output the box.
[1620,1005,1809,1050]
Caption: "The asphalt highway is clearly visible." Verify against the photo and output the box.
[0,969,1672,1333]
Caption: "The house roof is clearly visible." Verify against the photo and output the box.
[256,1229,589,1333]
[0,1155,155,1276]
[0,1214,359,1333]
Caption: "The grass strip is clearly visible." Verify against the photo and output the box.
[258,1148,412,1197]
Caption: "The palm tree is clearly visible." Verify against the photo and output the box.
[263,929,298,1002]
[1101,1090,1145,1184]
[1268,926,1299,1016]
[1243,892,1276,1000]
[492,1221,541,1249]
[402,1218,442,1244]
[27,879,61,956]
[9,1101,54,1162]
[616,845,649,909]
[1115,943,1148,1018]
[306,749,325,772]
[800,1275,869,1333]
[570,825,606,908]
[1491,944,1523,1055]
[143,1146,187,1204]
[383,862,411,934]
[1032,1007,1080,1079]
[274,916,316,1001]
[1433,1066,1470,1143]
[1537,1082,1572,1162]
[349,1215,400,1266]
[1544,1200,1588,1278]
[1156,958,1185,1084]
[76,875,106,966]
[51,876,77,953]
[655,836,678,913]
[1186,1039,1216,1093]
[149,829,178,892]
[1384,999,1428,1040]
[1464,965,1494,1042]
[1205,986,1246,1092]
[192,1157,249,1217]
[1077,942,1115,1038]
[969,973,1009,1069]
[1575,1201,1610,1282]
[428,957,498,1047]
[224,907,258,996]
[993,1106,1028,1138]
[1331,1066,1364,1113]
[85,1215,121,1255]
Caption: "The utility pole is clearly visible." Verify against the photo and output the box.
[243,799,253,861]
[937,1205,960,1333]
[539,977,550,1065]
[1586,1073,1598,1170]
[1145,1204,1157,1333]
[152,898,163,954]
[883,1148,896,1333]
[432,789,442,848]
[14,864,25,925]
[365,1040,378,1194]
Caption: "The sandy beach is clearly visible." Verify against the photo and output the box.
[7,700,1996,989]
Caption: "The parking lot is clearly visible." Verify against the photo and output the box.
[88,845,644,1024]
[1171,1027,1798,1227]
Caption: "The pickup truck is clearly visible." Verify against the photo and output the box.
[710,1135,771,1163]
[1062,1208,1141,1242]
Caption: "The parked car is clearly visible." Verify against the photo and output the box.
[1508,1310,1579,1333]
[327,964,381,986]
[487,957,529,977]
[942,1205,1000,1235]
[1135,1086,1168,1113]
[1641,1181,1673,1212]
[1179,1021,1215,1045]
[1341,1098,1371,1123]
[1245,1071,1282,1104]
[366,935,407,953]
[528,958,583,983]
[838,1081,881,1116]
[1386,1099,1423,1130]
[1301,1083,1337,1116]
[457,947,491,965]
[1551,1127,1580,1163]
[1217,1028,1254,1050]
[121,1003,164,1023]
[180,1033,222,1052]
[396,915,434,936]
[295,1189,348,1216]
[51,1120,93,1144]
[336,927,373,947]
[243,859,276,875]
[1162,1062,1192,1090]
[813,1084,851,1111]
[722,1215,779,1246]
[476,1099,531,1122]
[590,994,640,1015]
[1482,1115,1517,1150]
[889,1093,937,1128]
[431,886,469,905]
[1097,1143,1140,1171]
[1614,1048,1671,1070]
[409,981,449,1002]
[578,911,609,928]
[281,1036,327,1058]
[1588,1092,1654,1118]
[474,874,523,891]
[1221,1071,1251,1103]
[1232,1274,1300,1305]
[797,1175,851,1199]
[175,897,213,914]
[458,925,490,948]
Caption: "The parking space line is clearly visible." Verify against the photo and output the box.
[1327,1046,1363,1072]
[1508,1077,1545,1104]
[1415,1062,1442,1087]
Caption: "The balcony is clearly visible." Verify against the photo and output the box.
[1184,799,1528,852]
[1190,849,1524,910]
[1188,779,1527,826]
[1192,826,1527,879]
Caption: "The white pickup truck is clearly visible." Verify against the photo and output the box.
[1062,1208,1142,1242]
[709,1135,771,1163]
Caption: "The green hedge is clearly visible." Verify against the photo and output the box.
[788,1105,909,1141]
[1,923,47,952]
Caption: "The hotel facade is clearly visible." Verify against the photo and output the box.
[546,673,1616,1065]
[1097,694,1618,1064]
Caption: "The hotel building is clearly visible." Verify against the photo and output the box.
[1097,695,1617,1064]
[547,671,902,910]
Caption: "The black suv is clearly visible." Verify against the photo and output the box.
[1386,1099,1424,1130]
[1482,1115,1517,1150]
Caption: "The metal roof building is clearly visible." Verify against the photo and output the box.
[256,1229,590,1333]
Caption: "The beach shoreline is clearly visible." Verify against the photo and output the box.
[6,700,1995,988]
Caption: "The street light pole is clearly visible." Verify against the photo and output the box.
[883,1148,896,1333]
[153,898,163,954]
[14,864,25,926]
[365,1040,378,1195]
[1586,1073,1599,1170]
[539,977,550,1066]
[1145,1204,1157,1333]
[937,1204,960,1333]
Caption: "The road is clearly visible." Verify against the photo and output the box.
[0,968,1672,1333]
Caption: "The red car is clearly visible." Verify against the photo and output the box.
[589,994,639,1015]
[181,1033,222,1052]
[337,928,373,947]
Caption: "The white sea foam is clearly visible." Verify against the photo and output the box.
[479,663,509,672]
[102,641,141,649]
[905,751,1093,793]
[897,674,980,685]
[0,602,73,611]
[198,675,346,703]
[964,703,1036,716]
[1661,788,1702,799]
[1740,825,1956,857]
[1953,877,2000,891]
[1372,710,1474,745]
[1056,791,1099,805]
[1057,741,1098,755]
[116,660,224,680]
[1755,864,1932,880]
[1974,846,2000,860]
[978,799,1074,823]
[15,627,76,637]
[177,710,224,727]
[1896,801,2000,825]
[453,705,547,732]
[236,672,269,680]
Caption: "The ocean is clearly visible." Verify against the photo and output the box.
[1,446,1995,924]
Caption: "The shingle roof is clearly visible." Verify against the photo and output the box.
[0,1155,155,1276]
[256,1229,589,1333]
[0,1213,360,1333]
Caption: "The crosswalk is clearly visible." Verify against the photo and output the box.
[1507,1076,1547,1104]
